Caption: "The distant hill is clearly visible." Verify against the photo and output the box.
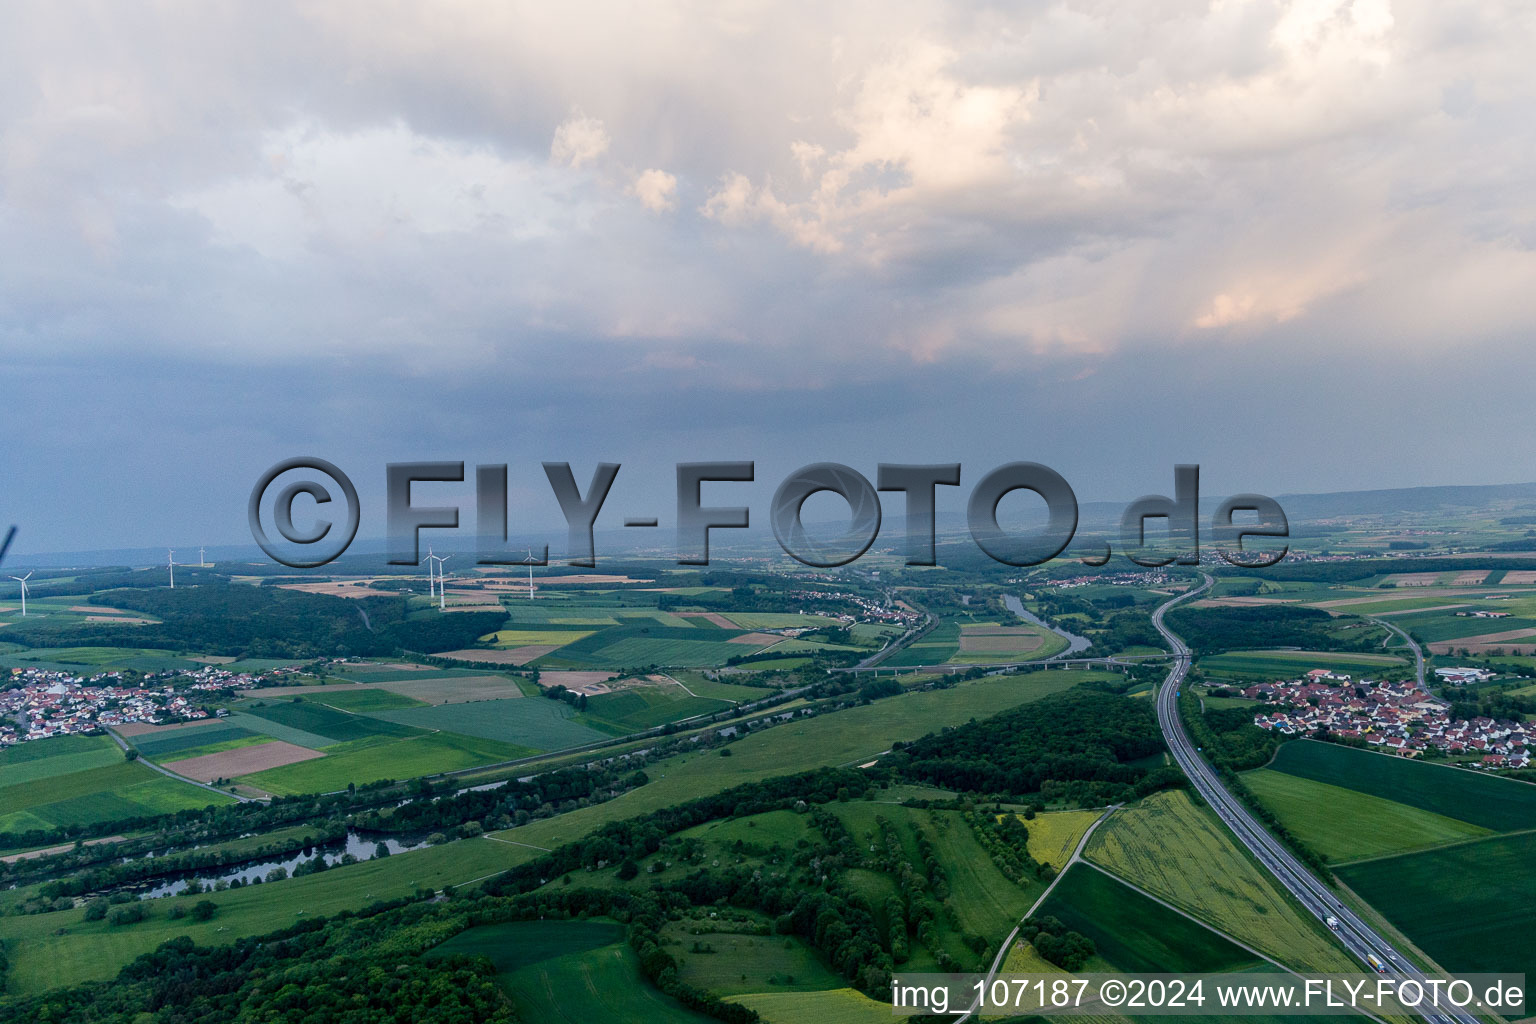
[1272,482,1536,520]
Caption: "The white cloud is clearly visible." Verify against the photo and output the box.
[630,168,677,212]
[550,111,609,168]
[0,0,1531,373]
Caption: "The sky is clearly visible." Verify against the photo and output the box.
[1,1,1534,558]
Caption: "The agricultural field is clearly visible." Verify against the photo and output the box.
[579,681,732,732]
[0,646,198,673]
[1337,831,1536,974]
[1085,792,1354,972]
[665,925,844,995]
[240,731,536,795]
[368,696,611,748]
[1018,808,1102,872]
[1265,741,1536,832]
[433,921,717,1023]
[1,836,525,994]
[1197,649,1410,680]
[1242,769,1492,862]
[948,621,1056,663]
[1389,609,1536,644]
[237,698,426,744]
[0,734,230,832]
[292,687,426,712]
[881,620,960,666]
[1036,864,1265,973]
[728,989,900,1024]
[542,627,770,669]
[485,671,1089,854]
[130,722,262,759]
[668,670,778,703]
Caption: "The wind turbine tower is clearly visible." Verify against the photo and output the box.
[199,546,207,567]
[434,554,452,611]
[168,549,176,589]
[8,571,32,616]
[527,548,535,599]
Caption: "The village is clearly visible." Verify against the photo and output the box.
[1242,667,1531,769]
[0,664,298,747]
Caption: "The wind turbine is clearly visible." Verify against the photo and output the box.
[526,548,535,600]
[198,546,207,567]
[430,554,452,610]
[8,571,31,616]
[424,545,439,601]
[167,549,176,589]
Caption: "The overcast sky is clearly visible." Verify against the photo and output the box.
[2,1,1534,557]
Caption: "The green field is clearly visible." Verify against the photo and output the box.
[581,684,729,732]
[1198,649,1409,679]
[729,988,900,1024]
[239,699,425,744]
[0,733,124,785]
[1243,769,1492,862]
[1,835,522,993]
[296,687,427,712]
[0,646,197,672]
[0,757,230,832]
[667,926,843,995]
[669,671,776,703]
[434,921,716,1023]
[222,711,336,749]
[578,635,760,668]
[485,627,595,647]
[2,668,1093,995]
[1037,864,1264,973]
[1267,741,1536,832]
[1085,791,1356,972]
[1390,611,1536,643]
[158,734,275,763]
[719,613,841,629]
[430,918,626,973]
[882,620,960,666]
[1337,831,1536,974]
[486,671,1087,853]
[368,697,611,749]
[132,723,258,758]
[240,731,536,795]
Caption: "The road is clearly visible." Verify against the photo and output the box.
[1153,574,1473,1024]
[1370,614,1429,694]
[951,805,1119,1024]
[104,727,255,803]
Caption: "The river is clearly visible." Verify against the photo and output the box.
[130,831,433,900]
[1002,594,1092,658]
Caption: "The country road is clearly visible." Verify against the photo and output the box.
[1370,614,1430,694]
[104,727,255,803]
[1153,574,1473,1024]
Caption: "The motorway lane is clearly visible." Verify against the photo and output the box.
[1153,574,1473,1024]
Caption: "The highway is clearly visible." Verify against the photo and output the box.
[1153,574,1474,1024]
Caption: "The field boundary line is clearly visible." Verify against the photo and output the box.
[1330,825,1536,869]
[482,834,551,851]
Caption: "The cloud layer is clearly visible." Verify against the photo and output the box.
[1,1,1534,551]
